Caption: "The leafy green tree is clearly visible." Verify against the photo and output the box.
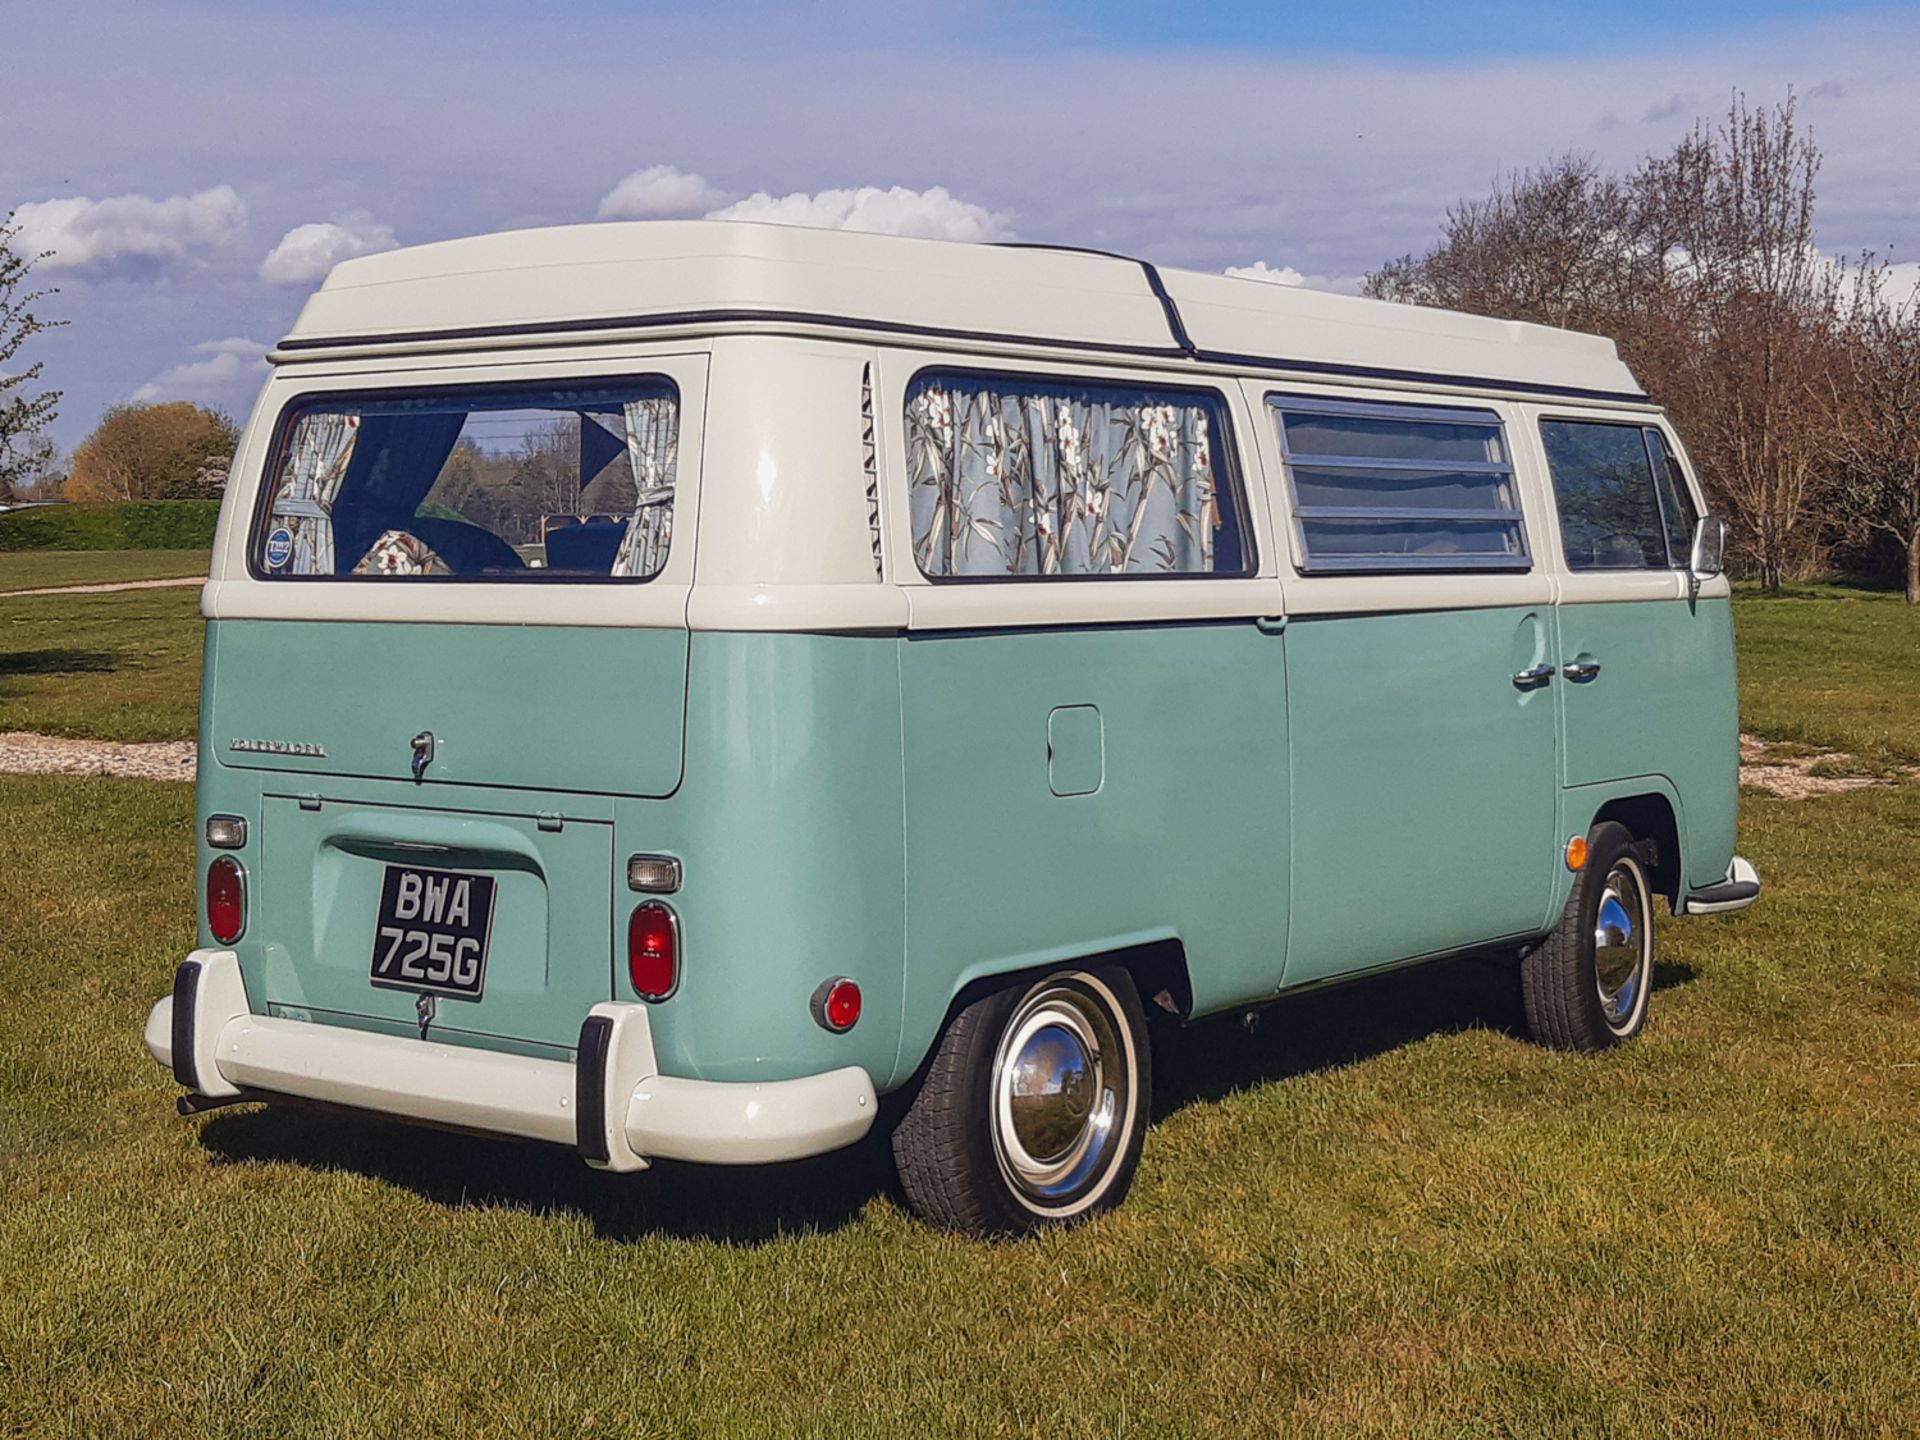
[0,212,64,504]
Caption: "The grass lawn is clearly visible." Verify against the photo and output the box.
[0,585,203,741]
[1,597,1916,1435]
[0,549,209,594]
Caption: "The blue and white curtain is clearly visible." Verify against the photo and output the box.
[612,396,678,578]
[270,412,360,574]
[906,382,1220,577]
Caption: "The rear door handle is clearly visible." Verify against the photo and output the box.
[1562,660,1602,682]
[1512,664,1556,690]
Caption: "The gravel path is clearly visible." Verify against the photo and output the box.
[0,731,197,781]
[1,575,206,598]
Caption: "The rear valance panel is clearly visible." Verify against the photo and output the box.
[209,619,687,798]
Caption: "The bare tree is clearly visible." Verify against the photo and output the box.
[1831,272,1920,601]
[0,212,64,505]
[1367,95,1851,590]
[1640,95,1848,589]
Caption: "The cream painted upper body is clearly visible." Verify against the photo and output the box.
[206,219,1724,632]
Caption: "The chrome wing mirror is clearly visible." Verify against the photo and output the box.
[1688,516,1728,591]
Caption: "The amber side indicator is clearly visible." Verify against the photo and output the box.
[1565,836,1590,872]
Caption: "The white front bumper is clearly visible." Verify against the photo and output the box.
[146,950,876,1171]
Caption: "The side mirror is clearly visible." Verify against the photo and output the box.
[1689,516,1727,581]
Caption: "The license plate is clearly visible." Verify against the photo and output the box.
[369,864,497,1001]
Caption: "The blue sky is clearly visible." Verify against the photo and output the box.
[5,1,1919,450]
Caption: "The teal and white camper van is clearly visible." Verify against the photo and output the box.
[144,222,1760,1235]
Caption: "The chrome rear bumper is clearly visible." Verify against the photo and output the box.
[145,950,876,1171]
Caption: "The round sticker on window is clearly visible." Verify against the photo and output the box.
[264,527,294,569]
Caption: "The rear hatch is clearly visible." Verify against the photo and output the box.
[256,792,613,1054]
[207,621,683,1054]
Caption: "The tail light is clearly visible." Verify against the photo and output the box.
[628,902,679,1000]
[206,857,246,943]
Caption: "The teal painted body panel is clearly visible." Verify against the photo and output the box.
[206,619,689,798]
[1555,596,1739,888]
[892,622,1289,1082]
[1280,604,1560,984]
[196,596,1740,1099]
[621,631,909,1088]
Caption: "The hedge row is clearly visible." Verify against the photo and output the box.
[0,501,221,551]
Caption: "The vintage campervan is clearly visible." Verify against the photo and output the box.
[143,221,1760,1235]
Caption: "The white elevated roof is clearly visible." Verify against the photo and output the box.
[282,220,1645,402]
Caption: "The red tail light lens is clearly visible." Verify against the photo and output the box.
[206,857,246,943]
[628,902,678,1000]
[812,977,861,1032]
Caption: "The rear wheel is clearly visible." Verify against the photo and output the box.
[891,966,1150,1236]
[1521,820,1655,1051]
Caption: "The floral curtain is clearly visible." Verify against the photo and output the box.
[268,412,360,574]
[611,396,678,578]
[906,381,1220,577]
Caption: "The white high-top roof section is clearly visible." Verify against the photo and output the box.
[282,220,1643,399]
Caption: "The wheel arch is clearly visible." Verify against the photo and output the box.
[1589,791,1684,907]
[891,936,1193,1096]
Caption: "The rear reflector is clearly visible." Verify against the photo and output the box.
[206,857,246,943]
[628,902,679,1000]
[811,977,861,1033]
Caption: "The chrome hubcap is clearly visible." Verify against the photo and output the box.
[1593,858,1651,1030]
[990,981,1130,1207]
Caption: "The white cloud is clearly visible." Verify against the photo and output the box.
[131,338,269,403]
[1224,261,1308,286]
[12,185,245,272]
[598,164,729,220]
[259,217,398,285]
[1881,261,1920,309]
[707,184,1013,242]
[1224,260,1366,295]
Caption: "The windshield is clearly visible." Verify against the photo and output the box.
[253,379,678,581]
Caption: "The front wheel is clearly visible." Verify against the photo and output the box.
[1521,820,1656,1051]
[891,966,1150,1236]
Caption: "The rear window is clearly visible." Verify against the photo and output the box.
[253,380,678,581]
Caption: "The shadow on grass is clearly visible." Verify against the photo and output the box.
[0,648,121,678]
[197,953,1696,1245]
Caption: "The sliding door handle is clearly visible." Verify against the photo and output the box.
[1512,663,1556,690]
[1254,615,1288,636]
[1562,660,1602,682]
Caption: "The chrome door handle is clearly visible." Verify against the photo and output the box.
[1512,664,1556,690]
[1562,660,1602,682]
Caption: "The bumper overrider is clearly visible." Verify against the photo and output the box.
[144,950,877,1170]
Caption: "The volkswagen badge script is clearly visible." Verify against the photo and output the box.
[230,738,327,757]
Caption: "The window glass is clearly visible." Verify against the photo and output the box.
[255,381,678,580]
[1648,431,1701,568]
[905,373,1247,578]
[1271,397,1527,572]
[1540,420,1669,571]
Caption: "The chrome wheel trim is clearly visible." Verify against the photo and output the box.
[989,976,1136,1215]
[1592,856,1653,1033]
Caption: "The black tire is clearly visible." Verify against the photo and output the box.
[891,965,1151,1237]
[1521,820,1656,1051]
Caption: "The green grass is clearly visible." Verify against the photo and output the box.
[0,549,208,593]
[1735,587,1920,763]
[0,586,203,741]
[1,598,1918,1435]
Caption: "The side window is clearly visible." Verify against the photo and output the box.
[1648,431,1701,568]
[1269,396,1528,573]
[1539,419,1674,571]
[904,372,1249,579]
